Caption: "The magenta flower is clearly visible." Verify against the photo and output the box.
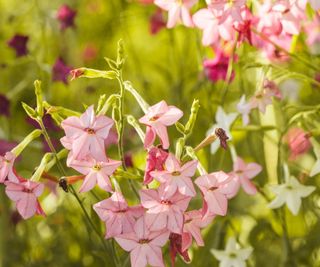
[57,4,77,30]
[195,171,234,216]
[0,94,10,117]
[229,157,262,196]
[61,105,114,161]
[139,100,183,149]
[93,192,144,238]
[193,8,234,46]
[154,0,197,28]
[7,34,29,57]
[150,153,197,198]
[0,140,17,156]
[181,209,214,251]
[140,186,191,234]
[0,152,19,183]
[69,157,121,192]
[203,49,235,82]
[5,179,45,219]
[150,9,167,35]
[286,128,311,160]
[115,216,169,267]
[52,58,72,84]
[169,233,190,266]
[144,146,168,185]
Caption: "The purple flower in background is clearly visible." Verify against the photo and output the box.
[0,94,10,117]
[7,35,29,57]
[52,58,72,84]
[26,114,60,132]
[0,140,17,156]
[57,5,77,30]
[203,48,235,83]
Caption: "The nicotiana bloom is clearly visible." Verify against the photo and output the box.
[115,216,170,267]
[0,152,19,183]
[207,106,237,154]
[61,105,114,161]
[69,157,121,192]
[268,171,316,215]
[93,192,144,238]
[5,179,45,219]
[211,236,253,267]
[139,100,183,149]
[150,153,198,198]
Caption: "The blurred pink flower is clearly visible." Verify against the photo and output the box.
[181,209,214,252]
[0,140,17,156]
[195,171,234,216]
[82,43,98,62]
[150,153,197,198]
[140,185,191,233]
[207,0,246,23]
[305,15,320,46]
[286,128,311,160]
[249,89,273,113]
[115,216,169,267]
[69,157,121,192]
[5,179,45,219]
[61,105,114,161]
[203,48,235,82]
[150,9,167,34]
[154,0,197,28]
[0,152,19,183]
[57,4,77,30]
[52,58,72,84]
[229,157,262,196]
[7,34,29,57]
[139,100,183,149]
[237,95,251,125]
[263,79,282,99]
[93,192,144,238]
[144,146,168,184]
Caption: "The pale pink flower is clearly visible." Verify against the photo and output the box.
[181,209,214,252]
[263,79,282,99]
[154,0,197,28]
[139,101,183,149]
[308,0,320,11]
[286,128,311,160]
[140,186,191,234]
[93,192,144,238]
[206,0,246,23]
[305,15,320,47]
[115,216,170,267]
[0,152,19,183]
[5,179,45,219]
[237,95,251,126]
[69,157,121,192]
[195,171,235,216]
[61,105,114,161]
[150,153,197,198]
[249,89,273,114]
[144,146,169,185]
[229,157,262,196]
[193,8,234,46]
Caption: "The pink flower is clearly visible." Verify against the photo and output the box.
[154,0,197,28]
[203,48,235,82]
[140,186,191,234]
[249,89,273,114]
[304,15,320,47]
[286,128,311,160]
[57,4,77,30]
[150,9,167,35]
[207,0,246,23]
[229,157,262,196]
[144,146,169,185]
[0,152,19,183]
[5,179,45,219]
[181,209,214,252]
[61,105,114,161]
[263,79,282,99]
[93,192,144,238]
[237,95,251,126]
[139,101,183,149]
[115,216,170,267]
[193,8,234,46]
[195,171,234,216]
[69,157,121,192]
[150,153,197,198]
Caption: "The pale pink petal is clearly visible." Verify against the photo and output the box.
[240,178,257,195]
[16,194,37,219]
[167,4,181,28]
[154,123,170,149]
[131,246,148,267]
[150,230,170,247]
[140,189,160,209]
[205,192,228,216]
[180,160,197,177]
[146,245,165,267]
[79,172,97,192]
[115,233,139,252]
[157,106,183,126]
[144,126,156,149]
[244,162,262,179]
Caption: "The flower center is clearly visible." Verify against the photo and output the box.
[116,209,127,213]
[229,252,237,259]
[149,116,159,122]
[235,170,243,174]
[209,186,218,191]
[85,128,95,134]
[92,164,102,171]
[171,171,181,176]
[23,188,32,193]
[161,200,172,205]
[139,239,149,244]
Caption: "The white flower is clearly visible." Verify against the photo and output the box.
[211,237,253,267]
[237,95,251,126]
[207,106,237,154]
[310,138,320,177]
[268,167,315,215]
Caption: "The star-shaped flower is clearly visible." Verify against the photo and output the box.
[0,152,19,183]
[268,169,315,215]
[310,138,320,177]
[207,106,237,154]
[211,237,253,267]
